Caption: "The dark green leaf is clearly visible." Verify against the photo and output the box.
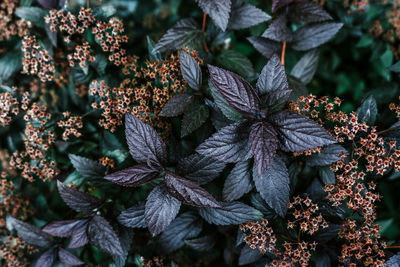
[181,104,209,137]
[357,95,377,125]
[223,160,253,202]
[216,50,256,80]
[292,23,343,51]
[290,49,319,84]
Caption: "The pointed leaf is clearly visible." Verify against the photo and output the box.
[58,248,84,266]
[247,37,281,59]
[357,95,377,125]
[263,89,292,112]
[199,202,263,225]
[209,79,242,122]
[262,14,293,42]
[57,181,101,215]
[35,248,56,267]
[15,7,47,27]
[319,166,336,185]
[223,160,253,202]
[228,0,270,30]
[290,49,319,84]
[256,54,288,94]
[306,144,347,167]
[196,120,252,163]
[208,64,260,116]
[216,50,256,80]
[238,245,263,265]
[181,104,209,137]
[164,172,220,208]
[195,0,231,31]
[69,154,106,181]
[185,235,215,251]
[88,215,123,256]
[160,93,194,117]
[112,227,134,267]
[290,2,332,23]
[269,111,336,152]
[158,212,203,253]
[68,220,89,248]
[253,156,290,217]
[250,193,276,218]
[43,219,84,237]
[125,113,167,166]
[206,99,233,130]
[145,185,181,236]
[105,165,159,187]
[180,50,202,91]
[117,202,146,228]
[0,51,22,82]
[7,217,54,248]
[177,153,225,185]
[147,36,161,61]
[272,0,294,12]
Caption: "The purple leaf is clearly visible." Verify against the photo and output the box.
[228,0,271,30]
[112,227,134,267]
[263,89,292,112]
[43,219,85,237]
[222,160,253,202]
[68,220,89,248]
[208,64,260,116]
[105,165,159,187]
[180,51,202,91]
[88,216,124,256]
[185,235,215,251]
[261,15,293,42]
[269,110,336,152]
[159,93,194,117]
[58,248,84,266]
[195,0,231,31]
[164,172,220,208]
[125,114,167,167]
[117,202,147,228]
[196,120,252,163]
[37,0,66,9]
[249,121,278,175]
[57,181,101,215]
[199,202,263,225]
[290,2,332,23]
[306,144,347,167]
[290,49,319,85]
[272,0,294,12]
[35,248,56,267]
[256,54,288,95]
[247,37,282,59]
[145,185,181,236]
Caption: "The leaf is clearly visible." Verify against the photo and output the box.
[307,178,327,201]
[247,37,281,59]
[180,50,202,91]
[250,193,276,218]
[145,185,181,236]
[195,0,231,31]
[238,245,263,265]
[314,224,341,242]
[125,113,167,166]
[88,216,123,256]
[37,0,66,9]
[263,89,292,112]
[252,156,290,217]
[315,252,331,267]
[269,111,336,152]
[319,166,336,185]
[68,220,89,248]
[196,120,252,163]
[57,181,101,215]
[216,50,256,80]
[36,248,56,267]
[158,212,203,253]
[153,18,203,53]
[389,61,400,73]
[256,54,288,94]
[112,227,134,267]
[357,95,377,125]
[0,51,22,82]
[262,14,293,42]
[181,104,209,137]
[160,93,194,117]
[228,0,271,30]
[290,2,332,23]
[249,121,278,175]
[7,216,54,248]
[43,219,85,237]
[206,99,233,130]
[91,54,107,76]
[199,202,263,225]
[208,65,260,116]
[118,202,147,228]
[104,165,159,187]
[185,235,215,251]
[164,172,220,208]
[272,0,294,12]
[15,7,48,27]
[306,144,347,167]
[177,153,225,185]
[209,79,243,122]
[290,49,319,84]
[58,248,84,266]
[386,252,400,266]
[68,154,106,182]
[223,160,253,202]
[147,36,161,61]
[292,22,343,51]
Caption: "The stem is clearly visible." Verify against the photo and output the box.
[387,246,400,249]
[201,12,209,53]
[281,42,286,66]
[86,0,90,8]
[377,125,400,135]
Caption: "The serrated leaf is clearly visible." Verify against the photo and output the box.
[319,166,336,185]
[208,65,260,116]
[262,14,293,42]
[250,193,275,218]
[185,235,215,251]
[216,50,256,80]
[15,7,48,27]
[247,37,281,59]
[7,217,54,248]
[160,93,194,117]
[158,212,202,253]
[250,121,278,175]
[147,36,161,61]
[199,202,263,225]
[0,51,22,82]
[253,156,289,217]
[43,219,84,237]
[357,95,377,125]
[153,18,203,53]
[272,0,294,12]
[269,111,336,152]
[112,227,134,267]
[306,144,347,167]
[290,49,319,84]
[209,80,243,122]
[69,154,106,182]
[117,202,146,228]
[145,185,181,236]
[290,2,332,23]
[57,181,101,215]
[36,248,56,267]
[68,220,89,248]
[263,89,292,112]
[196,120,252,163]
[223,160,253,202]
[195,0,231,31]
[125,113,167,166]
[164,172,220,208]
[386,252,400,266]
[58,248,84,266]
[206,99,233,130]
[180,50,202,91]
[177,153,225,185]
[292,22,343,51]
[238,245,263,265]
[88,216,123,256]
[257,54,288,94]
[104,165,159,187]
[228,0,271,30]
[181,104,209,137]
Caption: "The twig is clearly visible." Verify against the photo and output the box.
[377,125,400,135]
[281,42,286,66]
[202,12,209,53]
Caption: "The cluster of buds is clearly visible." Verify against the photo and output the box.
[140,257,164,267]
[0,235,36,267]
[240,219,277,255]
[267,241,318,267]
[56,112,83,141]
[67,42,95,68]
[99,157,115,168]
[0,0,31,41]
[389,99,400,119]
[0,90,30,126]
[21,36,55,82]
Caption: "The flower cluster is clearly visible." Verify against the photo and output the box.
[56,112,83,141]
[0,0,31,41]
[140,257,164,267]
[0,235,36,267]
[0,90,30,126]
[67,42,95,68]
[99,157,115,168]
[240,219,277,255]
[389,98,400,119]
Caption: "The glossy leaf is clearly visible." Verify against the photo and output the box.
[58,248,84,266]
[290,49,319,85]
[118,202,147,228]
[180,50,202,91]
[104,165,159,187]
[209,79,243,122]
[195,0,231,31]
[262,15,293,42]
[223,160,253,202]
[228,0,271,30]
[290,2,332,23]
[160,93,194,117]
[36,248,56,267]
[69,154,106,182]
[247,37,281,59]
[256,54,288,94]
[199,202,263,225]
[43,219,85,237]
[357,95,378,125]
[68,220,89,248]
